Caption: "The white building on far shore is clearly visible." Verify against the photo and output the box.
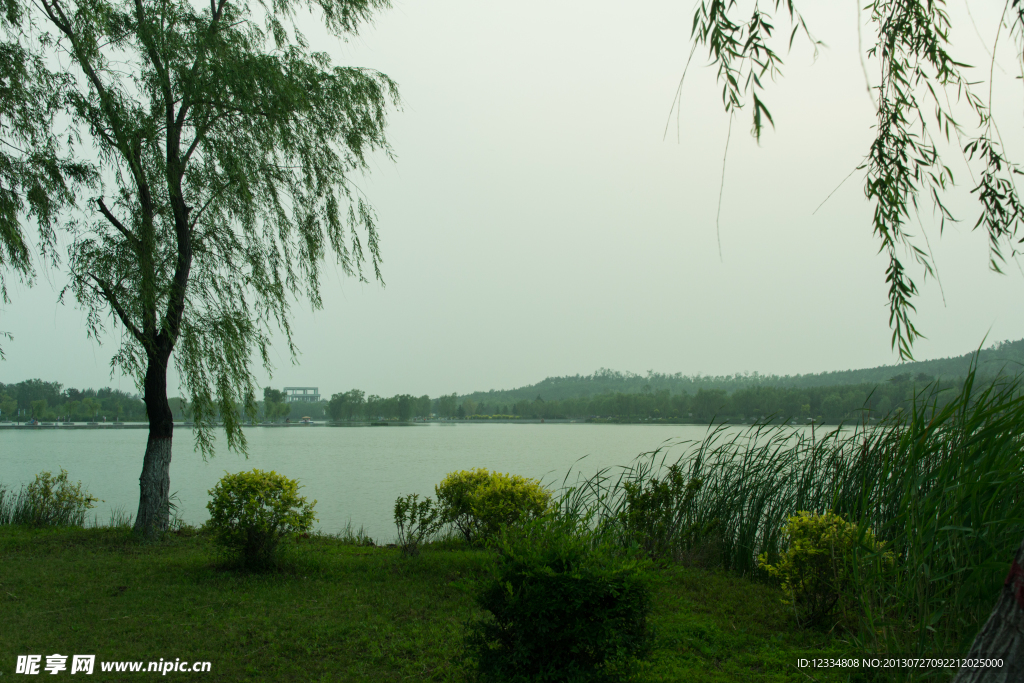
[283,387,320,403]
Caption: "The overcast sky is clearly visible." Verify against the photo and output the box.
[2,0,1023,398]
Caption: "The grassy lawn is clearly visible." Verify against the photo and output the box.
[2,526,865,682]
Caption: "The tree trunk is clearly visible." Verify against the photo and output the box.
[133,354,174,538]
[952,537,1024,683]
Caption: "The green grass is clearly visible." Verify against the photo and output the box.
[1,526,859,682]
[642,563,865,682]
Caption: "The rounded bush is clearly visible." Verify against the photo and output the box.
[758,510,893,629]
[435,468,551,544]
[206,469,317,567]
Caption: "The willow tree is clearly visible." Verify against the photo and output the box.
[682,3,1024,677]
[25,0,396,536]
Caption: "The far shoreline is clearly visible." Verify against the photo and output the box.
[0,417,860,429]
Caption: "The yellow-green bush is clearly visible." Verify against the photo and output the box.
[758,510,893,630]
[435,468,551,544]
[206,469,317,568]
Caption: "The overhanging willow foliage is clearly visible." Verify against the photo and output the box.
[0,0,97,355]
[683,0,1024,360]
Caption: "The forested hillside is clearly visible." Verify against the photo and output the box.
[459,339,1024,405]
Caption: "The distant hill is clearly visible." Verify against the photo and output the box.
[459,339,1024,404]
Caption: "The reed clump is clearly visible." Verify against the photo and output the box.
[556,359,1024,664]
[0,469,99,527]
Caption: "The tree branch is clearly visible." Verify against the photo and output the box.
[88,273,146,346]
[174,0,230,140]
[188,188,226,232]
[133,0,176,145]
[39,0,131,160]
[96,198,140,249]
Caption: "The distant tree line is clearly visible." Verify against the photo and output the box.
[325,391,513,421]
[0,379,147,422]
[326,390,432,422]
[319,374,951,424]
[3,370,1006,426]
[256,388,435,423]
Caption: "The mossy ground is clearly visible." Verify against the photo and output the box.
[2,526,865,682]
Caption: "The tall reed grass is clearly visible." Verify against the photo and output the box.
[555,361,1024,670]
[0,469,99,527]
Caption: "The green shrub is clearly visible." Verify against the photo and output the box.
[466,516,653,682]
[435,468,551,544]
[393,493,442,556]
[758,510,893,629]
[0,469,99,527]
[206,469,317,568]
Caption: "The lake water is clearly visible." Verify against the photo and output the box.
[0,423,833,540]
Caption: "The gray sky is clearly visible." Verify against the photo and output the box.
[2,0,1023,398]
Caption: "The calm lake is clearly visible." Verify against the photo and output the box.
[1,423,834,540]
